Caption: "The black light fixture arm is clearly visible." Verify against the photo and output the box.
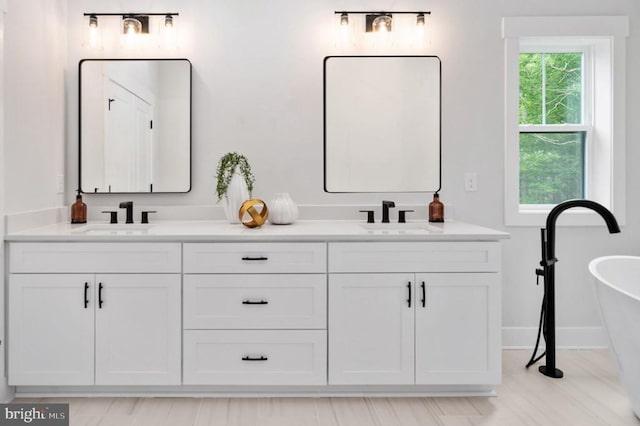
[334,11,431,15]
[84,13,179,17]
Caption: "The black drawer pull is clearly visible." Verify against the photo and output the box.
[242,300,269,305]
[407,282,412,308]
[421,281,426,308]
[84,282,89,309]
[98,283,104,308]
[241,256,268,261]
[242,356,268,361]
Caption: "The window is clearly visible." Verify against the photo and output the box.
[519,49,587,205]
[502,17,628,226]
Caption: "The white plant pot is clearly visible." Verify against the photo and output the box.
[222,171,250,224]
[269,193,299,225]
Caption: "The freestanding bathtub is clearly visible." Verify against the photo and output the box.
[589,256,640,419]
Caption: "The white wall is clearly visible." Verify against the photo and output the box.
[0,0,10,403]
[4,0,66,213]
[62,0,639,346]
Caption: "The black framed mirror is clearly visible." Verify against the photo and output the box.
[324,56,441,193]
[79,58,192,193]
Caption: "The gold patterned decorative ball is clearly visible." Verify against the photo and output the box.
[239,199,269,228]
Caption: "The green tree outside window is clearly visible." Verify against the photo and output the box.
[519,52,585,204]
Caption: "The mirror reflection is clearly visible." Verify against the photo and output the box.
[80,59,191,193]
[324,56,441,193]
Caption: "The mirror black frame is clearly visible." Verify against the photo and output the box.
[323,55,442,193]
[78,58,193,194]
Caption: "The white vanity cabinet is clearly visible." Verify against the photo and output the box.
[182,243,328,385]
[8,243,181,386]
[328,242,501,386]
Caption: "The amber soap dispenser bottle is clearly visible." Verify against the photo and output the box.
[428,192,444,223]
[71,189,87,224]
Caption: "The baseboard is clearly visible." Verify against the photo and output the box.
[15,384,495,398]
[0,377,15,403]
[502,326,608,349]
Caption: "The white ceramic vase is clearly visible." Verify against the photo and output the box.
[222,170,250,224]
[269,193,299,225]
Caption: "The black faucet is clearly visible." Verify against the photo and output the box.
[381,200,395,223]
[119,201,134,224]
[528,199,620,379]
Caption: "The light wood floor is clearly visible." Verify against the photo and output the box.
[12,350,640,426]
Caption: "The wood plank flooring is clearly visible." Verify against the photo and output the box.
[12,350,640,426]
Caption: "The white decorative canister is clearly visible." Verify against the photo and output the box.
[269,193,299,225]
[222,170,250,224]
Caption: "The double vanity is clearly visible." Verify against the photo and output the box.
[14,47,503,397]
[5,219,508,396]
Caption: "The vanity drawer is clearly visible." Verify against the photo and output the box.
[183,330,327,385]
[183,243,326,273]
[9,242,181,273]
[183,274,327,329]
[328,242,500,273]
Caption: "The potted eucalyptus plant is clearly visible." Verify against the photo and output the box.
[215,152,255,223]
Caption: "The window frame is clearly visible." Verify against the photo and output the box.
[502,16,628,227]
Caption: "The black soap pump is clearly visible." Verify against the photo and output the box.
[71,189,87,224]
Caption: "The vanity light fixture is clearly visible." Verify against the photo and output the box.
[334,11,431,50]
[335,10,431,33]
[83,13,179,48]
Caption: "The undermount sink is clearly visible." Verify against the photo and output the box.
[359,222,441,234]
[71,224,155,235]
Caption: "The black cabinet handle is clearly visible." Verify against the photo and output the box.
[407,282,412,308]
[98,283,104,308]
[421,281,426,308]
[241,256,268,261]
[242,300,269,305]
[84,282,89,308]
[242,356,268,361]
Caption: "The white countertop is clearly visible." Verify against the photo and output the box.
[4,220,509,242]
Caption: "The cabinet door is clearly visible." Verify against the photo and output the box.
[329,273,414,385]
[95,274,181,385]
[9,274,94,385]
[415,273,500,385]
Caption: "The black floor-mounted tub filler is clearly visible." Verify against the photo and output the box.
[525,199,620,378]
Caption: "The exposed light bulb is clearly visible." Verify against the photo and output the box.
[123,17,142,35]
[162,14,178,49]
[335,12,353,50]
[372,15,392,33]
[85,14,102,49]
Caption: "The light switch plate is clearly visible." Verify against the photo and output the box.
[464,172,477,191]
[56,174,64,194]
